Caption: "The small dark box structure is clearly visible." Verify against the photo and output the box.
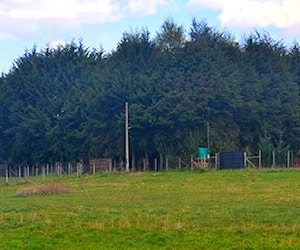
[89,158,112,174]
[219,152,245,170]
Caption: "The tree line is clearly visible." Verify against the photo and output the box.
[0,19,299,167]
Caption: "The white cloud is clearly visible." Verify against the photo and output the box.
[128,0,170,16]
[6,0,121,24]
[187,0,223,10]
[47,40,67,50]
[0,0,120,39]
[188,0,300,32]
[0,0,172,40]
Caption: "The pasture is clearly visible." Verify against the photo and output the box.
[1,168,300,249]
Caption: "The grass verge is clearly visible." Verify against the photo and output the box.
[0,168,300,249]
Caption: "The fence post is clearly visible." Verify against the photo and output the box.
[59,164,62,177]
[36,165,39,176]
[191,155,193,171]
[272,150,276,167]
[77,162,83,176]
[109,160,112,172]
[287,150,290,168]
[5,168,9,184]
[42,165,45,181]
[178,157,181,170]
[93,160,96,175]
[259,150,262,168]
[215,153,219,170]
[113,159,116,172]
[154,158,158,172]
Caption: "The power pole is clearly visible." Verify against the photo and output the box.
[125,102,130,172]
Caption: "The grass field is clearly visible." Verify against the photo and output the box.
[1,168,300,249]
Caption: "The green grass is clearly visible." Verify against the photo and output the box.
[1,168,300,249]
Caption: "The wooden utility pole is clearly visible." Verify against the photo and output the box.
[125,102,130,172]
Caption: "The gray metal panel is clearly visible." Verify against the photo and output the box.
[219,152,245,169]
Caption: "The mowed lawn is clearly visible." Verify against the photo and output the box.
[1,169,300,249]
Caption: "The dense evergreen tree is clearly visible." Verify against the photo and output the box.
[155,18,186,53]
[241,33,300,150]
[0,19,299,166]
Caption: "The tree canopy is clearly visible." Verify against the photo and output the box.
[0,19,299,166]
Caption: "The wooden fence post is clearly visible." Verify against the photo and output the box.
[59,164,62,177]
[93,160,96,175]
[154,158,158,172]
[42,165,45,181]
[109,160,112,172]
[215,153,219,170]
[5,168,9,184]
[113,159,116,172]
[68,162,71,175]
[35,165,39,176]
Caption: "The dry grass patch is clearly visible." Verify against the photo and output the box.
[17,182,69,197]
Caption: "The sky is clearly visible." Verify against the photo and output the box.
[1,0,300,74]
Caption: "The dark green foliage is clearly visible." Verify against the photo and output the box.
[0,19,299,165]
[155,18,186,53]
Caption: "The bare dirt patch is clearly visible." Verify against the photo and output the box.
[17,182,69,197]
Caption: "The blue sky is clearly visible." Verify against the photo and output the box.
[1,0,300,74]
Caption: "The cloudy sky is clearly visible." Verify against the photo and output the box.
[1,0,300,73]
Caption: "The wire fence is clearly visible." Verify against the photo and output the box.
[1,149,299,184]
